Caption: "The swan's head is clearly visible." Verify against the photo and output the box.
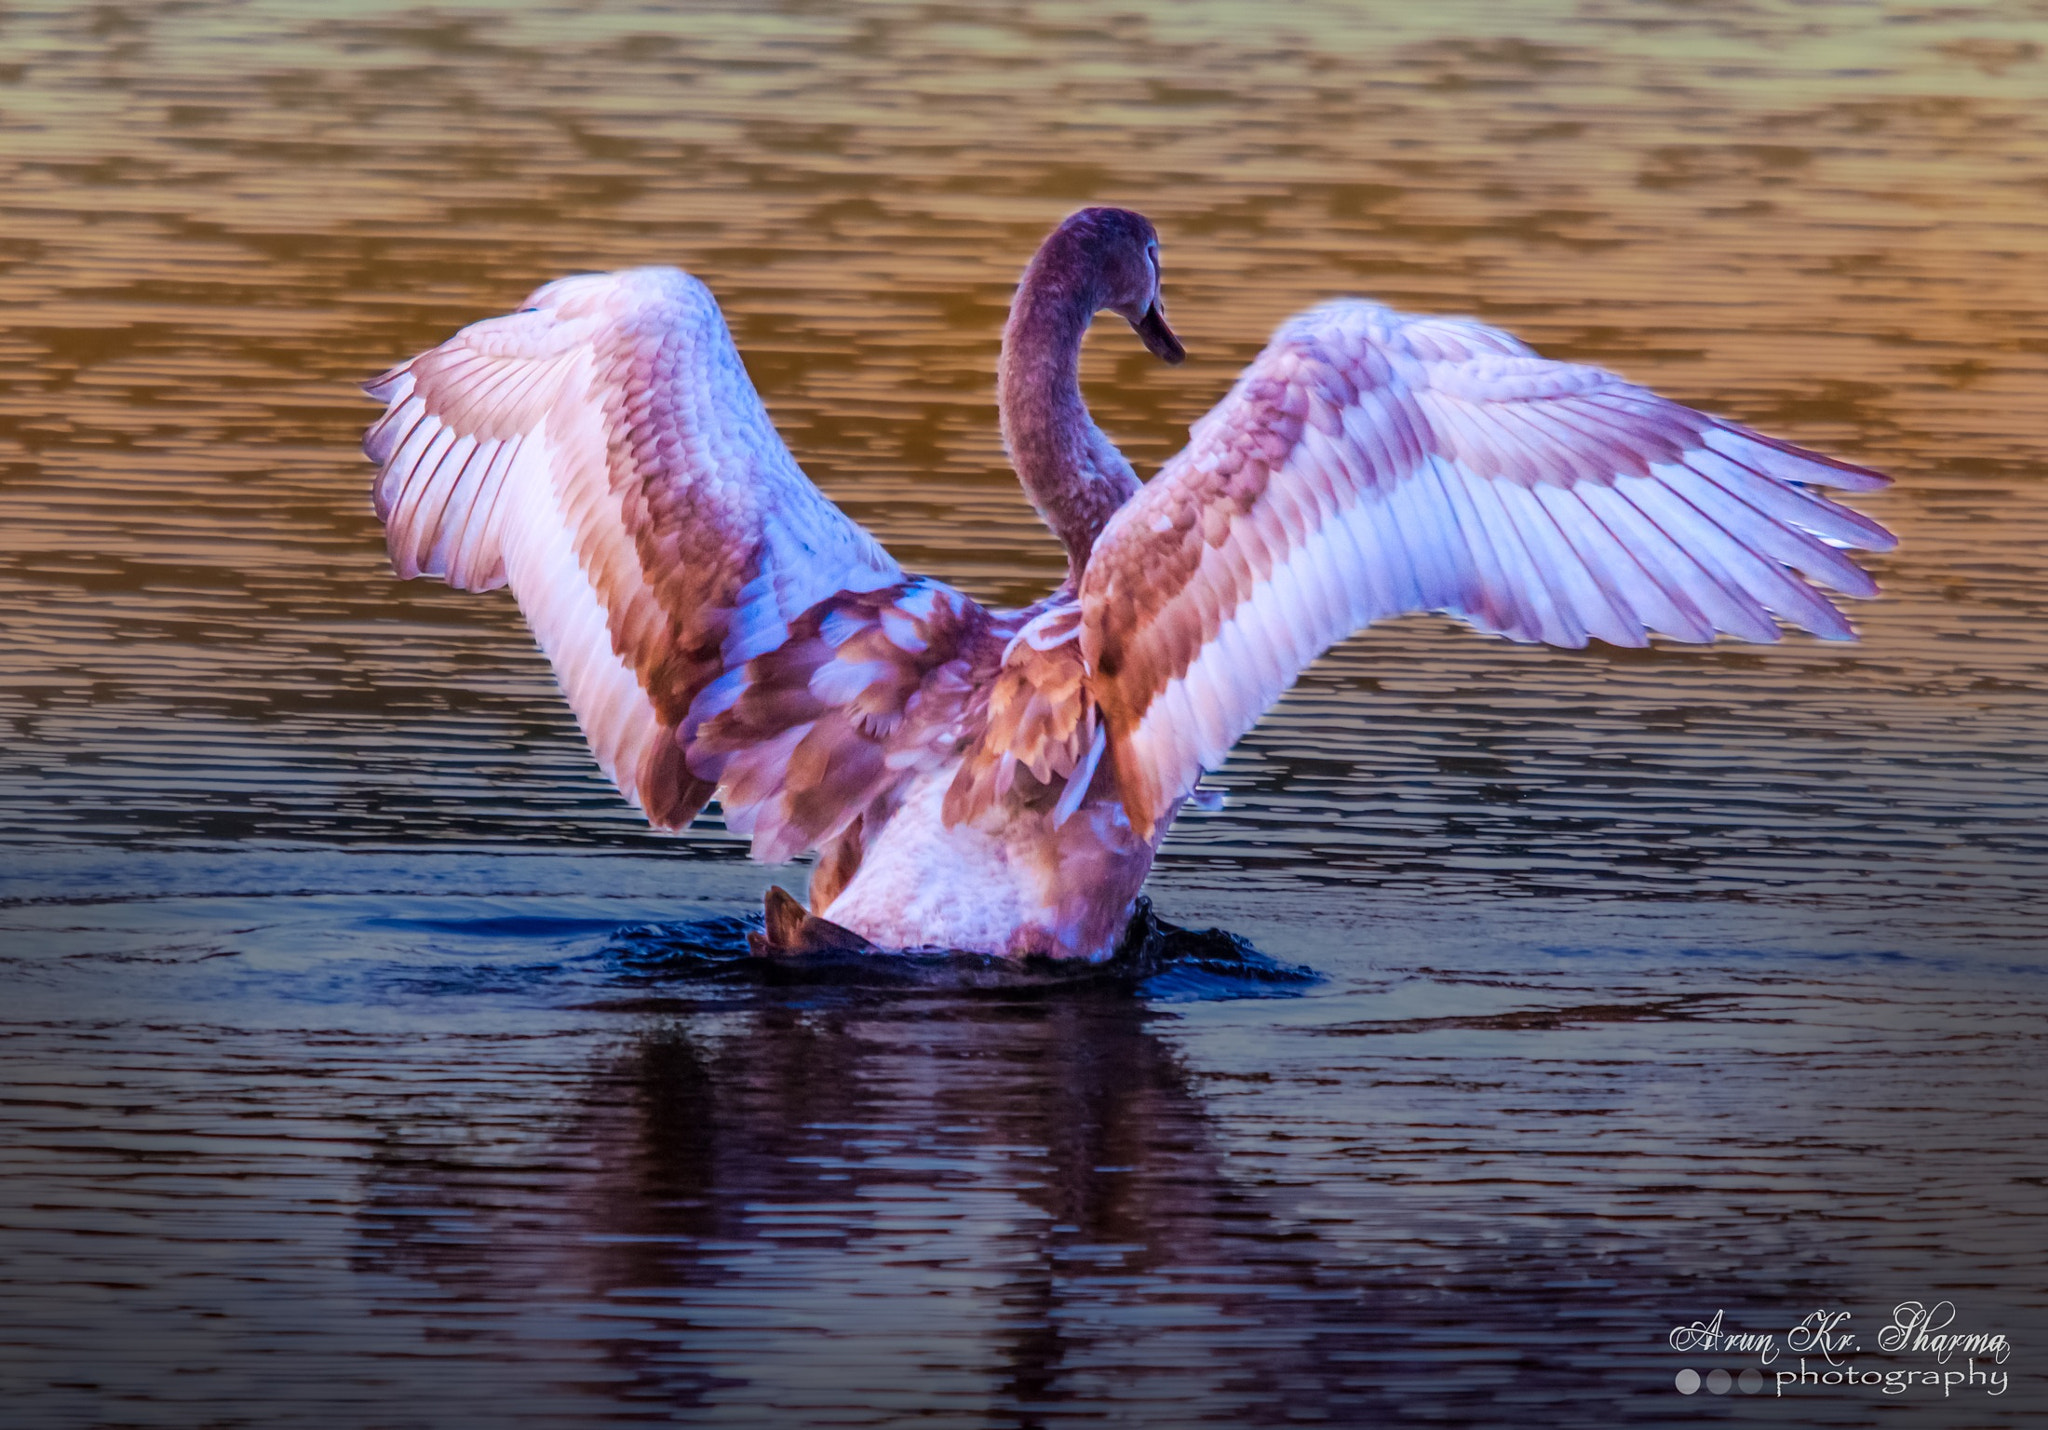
[1042,207,1185,365]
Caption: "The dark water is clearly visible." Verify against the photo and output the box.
[2,2,2046,1424]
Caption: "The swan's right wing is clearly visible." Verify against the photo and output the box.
[1081,300,1898,840]
[363,267,902,830]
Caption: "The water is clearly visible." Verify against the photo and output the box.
[2,1,2045,1423]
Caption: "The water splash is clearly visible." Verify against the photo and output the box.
[601,897,1317,1000]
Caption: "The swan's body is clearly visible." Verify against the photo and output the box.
[363,209,1896,961]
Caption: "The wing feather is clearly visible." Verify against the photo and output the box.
[703,579,998,863]
[363,266,902,831]
[1580,480,1774,641]
[1083,300,1897,837]
[1422,458,1514,637]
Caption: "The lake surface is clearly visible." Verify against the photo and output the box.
[2,1,2045,1424]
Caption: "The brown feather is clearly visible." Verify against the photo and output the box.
[808,818,866,911]
[695,579,1000,861]
[943,598,1098,827]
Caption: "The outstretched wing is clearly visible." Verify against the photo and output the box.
[363,266,902,830]
[1081,300,1899,839]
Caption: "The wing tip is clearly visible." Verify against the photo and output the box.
[384,542,420,581]
[363,362,413,403]
[1706,421,1894,492]
[370,472,397,526]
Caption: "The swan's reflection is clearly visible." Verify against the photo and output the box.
[357,993,1343,1423]
[351,981,1882,1425]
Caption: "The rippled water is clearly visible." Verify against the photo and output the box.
[2,2,2045,1424]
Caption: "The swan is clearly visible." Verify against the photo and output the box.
[362,207,1896,961]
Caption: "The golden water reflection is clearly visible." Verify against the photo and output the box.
[4,10,2048,1423]
[2,1,2045,924]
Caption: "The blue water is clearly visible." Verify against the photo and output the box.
[3,849,2043,1425]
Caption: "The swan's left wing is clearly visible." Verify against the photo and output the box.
[363,267,903,832]
[1081,300,1898,839]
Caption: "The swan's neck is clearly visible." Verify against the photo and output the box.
[999,259,1140,584]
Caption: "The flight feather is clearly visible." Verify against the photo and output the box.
[362,267,902,830]
[1080,300,1896,838]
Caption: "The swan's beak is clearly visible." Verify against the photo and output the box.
[1133,301,1185,365]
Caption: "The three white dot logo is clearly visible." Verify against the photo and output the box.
[1676,1368,1764,1395]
